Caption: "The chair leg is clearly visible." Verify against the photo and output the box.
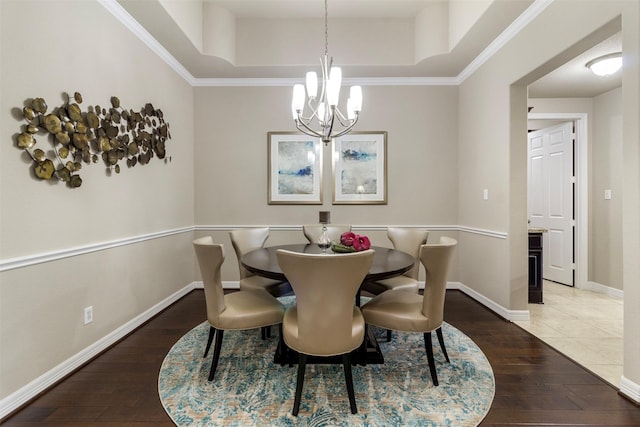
[276,323,287,366]
[203,326,215,358]
[386,329,392,342]
[423,332,439,386]
[436,327,450,363]
[342,353,358,414]
[360,325,368,366]
[208,329,224,381]
[292,353,307,416]
[260,326,273,340]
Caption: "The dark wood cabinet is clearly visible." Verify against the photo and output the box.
[528,232,543,303]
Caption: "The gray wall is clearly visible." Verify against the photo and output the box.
[2,0,639,409]
[458,0,639,389]
[0,0,195,400]
[592,88,623,290]
[193,85,459,281]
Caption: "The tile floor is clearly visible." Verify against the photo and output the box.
[515,280,623,388]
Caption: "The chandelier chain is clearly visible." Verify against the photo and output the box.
[324,0,329,57]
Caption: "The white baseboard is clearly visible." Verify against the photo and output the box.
[0,282,197,421]
[620,375,640,404]
[203,280,529,321]
[223,281,239,289]
[195,281,238,290]
[447,281,530,322]
[221,280,528,322]
[584,281,624,299]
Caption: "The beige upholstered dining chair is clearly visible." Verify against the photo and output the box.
[193,236,285,381]
[276,249,374,416]
[360,237,457,386]
[362,227,429,341]
[302,224,352,244]
[366,227,429,294]
[229,227,288,296]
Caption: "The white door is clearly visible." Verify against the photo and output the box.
[528,122,574,286]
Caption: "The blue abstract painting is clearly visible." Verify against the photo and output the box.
[277,140,315,195]
[340,140,377,194]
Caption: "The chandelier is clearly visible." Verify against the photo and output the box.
[291,0,362,145]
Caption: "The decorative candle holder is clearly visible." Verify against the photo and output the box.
[319,211,331,224]
[318,211,331,252]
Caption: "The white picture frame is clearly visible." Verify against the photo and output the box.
[268,132,322,204]
[332,131,387,205]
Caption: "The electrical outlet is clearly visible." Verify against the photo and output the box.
[84,306,93,325]
[604,189,612,200]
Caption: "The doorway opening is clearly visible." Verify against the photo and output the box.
[528,120,575,287]
[527,112,588,290]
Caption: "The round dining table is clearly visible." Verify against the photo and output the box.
[241,243,415,284]
[241,244,416,365]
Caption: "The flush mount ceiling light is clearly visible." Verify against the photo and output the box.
[586,52,622,77]
[291,0,362,145]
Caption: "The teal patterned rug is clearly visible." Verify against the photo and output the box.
[158,297,494,426]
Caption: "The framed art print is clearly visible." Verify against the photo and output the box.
[332,131,387,204]
[268,132,322,204]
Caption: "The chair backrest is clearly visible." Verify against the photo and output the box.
[229,227,270,279]
[302,224,352,244]
[277,249,373,356]
[420,237,457,329]
[387,227,429,280]
[193,236,226,324]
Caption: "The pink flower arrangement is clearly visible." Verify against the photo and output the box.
[340,231,371,251]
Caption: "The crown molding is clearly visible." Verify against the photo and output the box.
[457,0,554,83]
[97,0,196,85]
[192,76,460,87]
[98,0,553,88]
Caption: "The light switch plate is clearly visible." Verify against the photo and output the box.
[604,189,612,200]
[483,189,489,200]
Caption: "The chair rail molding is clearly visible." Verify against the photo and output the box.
[1,224,507,272]
[196,224,507,239]
[0,226,193,272]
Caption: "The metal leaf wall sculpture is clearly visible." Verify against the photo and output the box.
[14,92,171,188]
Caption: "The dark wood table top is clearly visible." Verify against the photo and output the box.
[241,243,415,282]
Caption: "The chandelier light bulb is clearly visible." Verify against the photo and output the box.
[292,84,306,118]
[306,72,318,99]
[327,66,342,107]
[350,86,362,112]
[347,98,355,120]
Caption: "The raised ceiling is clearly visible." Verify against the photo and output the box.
[115,0,622,97]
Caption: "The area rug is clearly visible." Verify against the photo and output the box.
[158,296,494,426]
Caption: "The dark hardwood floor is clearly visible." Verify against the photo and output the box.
[2,289,639,426]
